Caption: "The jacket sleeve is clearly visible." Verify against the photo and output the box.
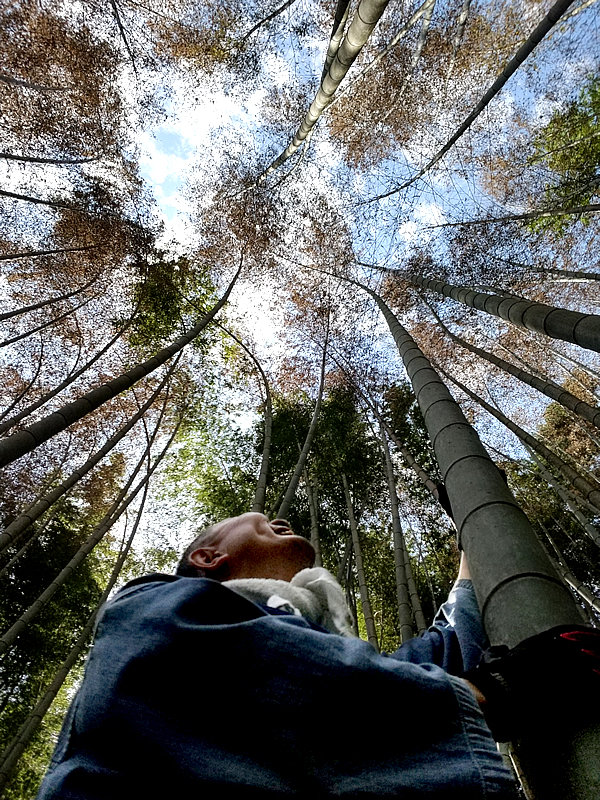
[388,579,487,674]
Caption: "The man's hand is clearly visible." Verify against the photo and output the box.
[461,678,486,708]
[463,625,600,742]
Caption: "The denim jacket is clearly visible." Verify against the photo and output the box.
[37,575,516,798]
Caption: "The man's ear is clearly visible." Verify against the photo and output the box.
[189,547,229,573]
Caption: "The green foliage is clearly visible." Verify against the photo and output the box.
[312,386,386,516]
[528,74,600,233]
[1,671,84,800]
[126,251,219,351]
[0,510,103,796]
[358,520,401,652]
[160,406,260,528]
[0,457,128,797]
[380,381,458,635]
[538,400,599,474]
[408,517,458,623]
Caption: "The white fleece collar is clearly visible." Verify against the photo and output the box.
[224,567,355,637]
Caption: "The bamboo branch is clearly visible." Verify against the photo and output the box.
[0,152,98,165]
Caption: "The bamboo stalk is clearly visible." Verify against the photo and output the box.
[342,472,379,650]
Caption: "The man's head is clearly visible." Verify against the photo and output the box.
[175,512,315,582]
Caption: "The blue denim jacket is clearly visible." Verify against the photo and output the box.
[37,575,516,798]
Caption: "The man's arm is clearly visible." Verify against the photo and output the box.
[388,552,485,674]
[457,551,470,581]
[453,554,488,707]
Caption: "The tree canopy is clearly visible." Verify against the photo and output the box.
[1,0,600,794]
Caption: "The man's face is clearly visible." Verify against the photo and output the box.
[190,513,315,581]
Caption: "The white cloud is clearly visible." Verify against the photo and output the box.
[416,202,446,227]
[138,137,189,186]
[398,219,418,242]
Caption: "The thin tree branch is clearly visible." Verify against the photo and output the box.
[425,203,600,228]
[239,0,299,43]
[0,245,96,262]
[0,73,69,92]
[0,152,99,165]
[0,263,241,468]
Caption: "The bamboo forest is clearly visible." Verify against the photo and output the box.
[1,0,599,795]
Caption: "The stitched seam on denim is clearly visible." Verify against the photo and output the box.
[447,675,490,798]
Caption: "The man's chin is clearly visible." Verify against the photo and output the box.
[290,535,316,569]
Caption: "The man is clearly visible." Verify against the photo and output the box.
[37,512,517,798]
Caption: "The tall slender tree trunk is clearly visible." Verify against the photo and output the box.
[0,313,135,435]
[0,152,97,165]
[0,188,74,210]
[0,273,99,322]
[0,417,181,658]
[258,0,391,181]
[488,438,600,521]
[446,0,471,78]
[530,266,600,281]
[0,264,241,468]
[541,527,600,617]
[330,0,432,107]
[426,301,600,428]
[0,339,45,425]
[0,293,97,348]
[337,534,352,584]
[523,445,600,550]
[239,0,299,43]
[379,424,417,640]
[348,278,599,798]
[342,473,379,650]
[380,0,435,114]
[320,0,351,81]
[266,482,289,518]
[304,470,322,567]
[216,324,272,514]
[0,73,69,91]
[0,511,57,580]
[0,245,96,262]
[345,547,359,636]
[518,333,600,386]
[399,528,427,634]
[349,378,442,502]
[0,355,181,555]
[549,554,600,619]
[367,399,440,498]
[346,275,582,642]
[411,523,438,609]
[492,335,600,399]
[428,203,600,228]
[278,332,328,518]
[384,424,440,499]
[251,374,273,514]
[391,269,600,354]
